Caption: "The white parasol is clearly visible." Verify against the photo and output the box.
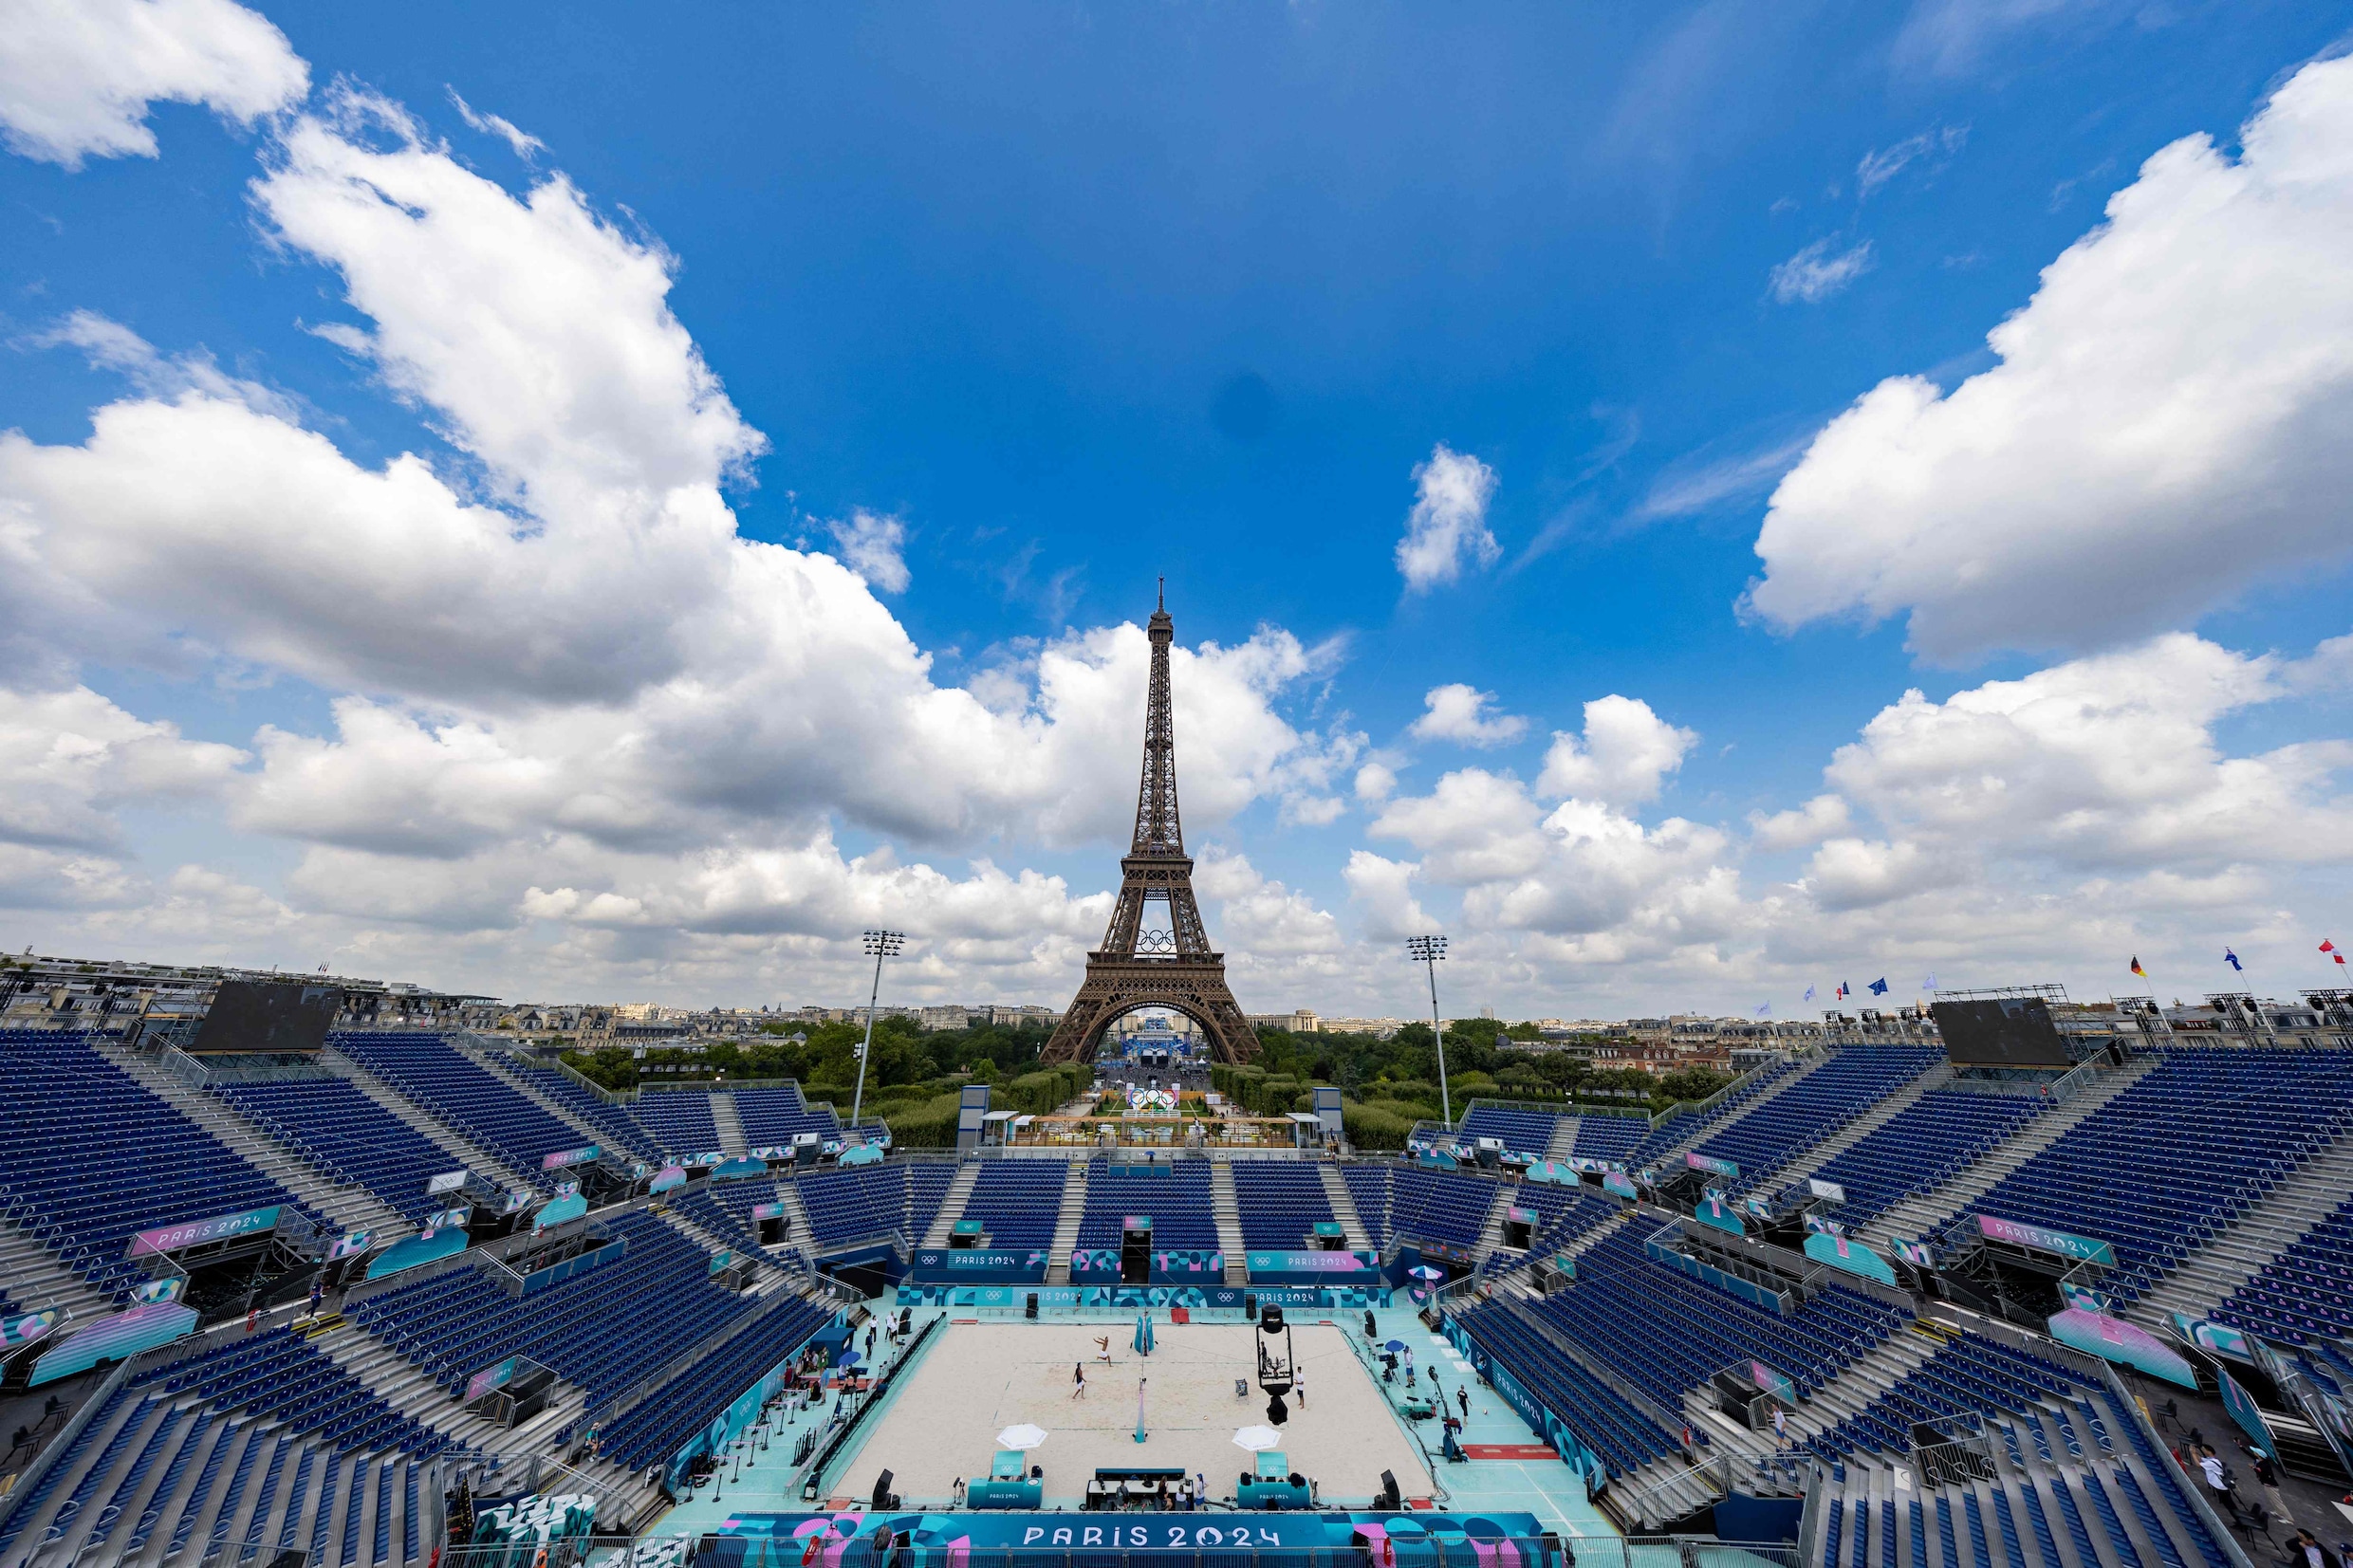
[996,1424,1049,1450]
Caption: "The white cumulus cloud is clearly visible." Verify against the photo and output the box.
[1407,684,1528,747]
[1751,55,2353,662]
[1535,695,1696,806]
[0,0,306,168]
[826,509,911,595]
[1394,444,1500,592]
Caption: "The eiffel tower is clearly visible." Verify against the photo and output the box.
[1040,588,1260,1066]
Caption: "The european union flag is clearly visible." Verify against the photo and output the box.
[1868,977,1888,995]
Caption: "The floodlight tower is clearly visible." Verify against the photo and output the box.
[852,930,905,1129]
[1406,934,1452,1129]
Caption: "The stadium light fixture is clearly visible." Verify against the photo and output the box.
[853,930,905,1129]
[1406,934,1452,1128]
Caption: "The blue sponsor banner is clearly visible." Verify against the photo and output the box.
[1889,1235,1936,1269]
[1976,1214,2116,1267]
[532,1190,588,1231]
[1067,1246,1224,1283]
[893,1282,1388,1312]
[2059,1281,2114,1315]
[1,1309,61,1349]
[30,1302,197,1385]
[2217,1364,2278,1451]
[2047,1307,2197,1388]
[911,1248,1049,1283]
[709,1511,1545,1553]
[127,1204,282,1259]
[2168,1312,2254,1363]
[1242,1249,1380,1286]
[1694,1195,1746,1235]
[367,1226,470,1280]
[1805,1230,1899,1285]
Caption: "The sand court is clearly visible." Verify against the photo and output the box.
[839,1319,1436,1507]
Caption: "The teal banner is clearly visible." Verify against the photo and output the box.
[2169,1313,2253,1363]
[2046,1307,2196,1388]
[2217,1364,2277,1451]
[1694,1195,1746,1235]
[367,1226,470,1280]
[1685,1151,1740,1179]
[1976,1214,2116,1266]
[533,1190,588,1230]
[1243,1249,1380,1285]
[1602,1171,1640,1200]
[127,1204,281,1259]
[1804,1230,1898,1285]
[713,1155,769,1180]
[31,1302,197,1385]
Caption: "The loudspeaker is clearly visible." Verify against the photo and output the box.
[1025,1293,1039,1319]
[871,1469,897,1510]
[1243,1293,1257,1319]
[1377,1470,1401,1510]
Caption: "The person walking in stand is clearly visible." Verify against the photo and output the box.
[1772,1407,1789,1450]
[2251,1448,2289,1530]
[2197,1446,2233,1514]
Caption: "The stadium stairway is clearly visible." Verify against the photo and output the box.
[1474,1184,1518,1265]
[1318,1164,1374,1249]
[468,1043,646,1160]
[0,1213,113,1319]
[1642,1047,1838,1166]
[1210,1163,1249,1282]
[710,1090,748,1155]
[1546,1116,1583,1161]
[771,1173,816,1253]
[2135,1116,2353,1328]
[324,1040,536,1194]
[1804,1357,2235,1568]
[2,1378,439,1568]
[1044,1162,1090,1284]
[1862,1057,2157,1250]
[656,1203,793,1297]
[95,1039,401,1241]
[1688,1319,1947,1470]
[311,1318,585,1454]
[1764,1062,1955,1197]
[921,1163,981,1248]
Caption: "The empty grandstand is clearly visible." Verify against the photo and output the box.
[4,1003,2350,1567]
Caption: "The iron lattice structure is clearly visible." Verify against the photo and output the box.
[1040,592,1260,1066]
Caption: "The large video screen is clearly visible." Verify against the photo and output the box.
[1931,997,2073,1069]
[190,980,340,1055]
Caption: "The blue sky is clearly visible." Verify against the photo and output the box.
[2,0,2350,1018]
